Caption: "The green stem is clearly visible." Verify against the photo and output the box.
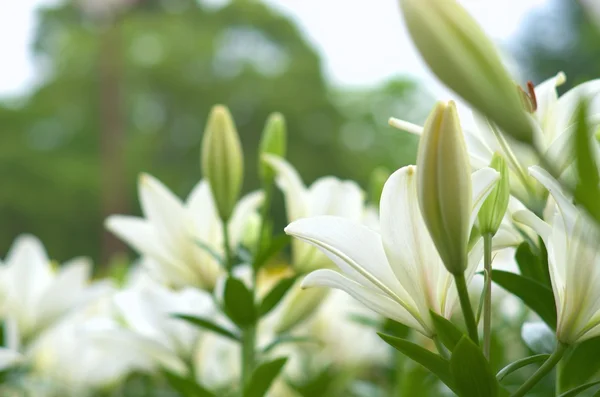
[511,342,568,397]
[454,272,479,345]
[434,335,449,359]
[241,324,257,391]
[483,233,493,360]
[222,221,233,273]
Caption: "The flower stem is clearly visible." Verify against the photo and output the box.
[222,221,233,273]
[483,233,493,360]
[454,272,479,345]
[241,324,256,392]
[510,342,568,397]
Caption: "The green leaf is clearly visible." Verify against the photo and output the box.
[561,336,600,390]
[173,314,239,341]
[430,311,465,352]
[244,357,288,397]
[515,242,550,286]
[559,380,600,397]
[491,270,557,329]
[496,354,549,381]
[223,277,256,327]
[378,332,455,391]
[574,99,600,223]
[195,239,224,265]
[262,335,320,354]
[162,369,215,397]
[258,276,297,316]
[253,234,290,271]
[450,336,499,397]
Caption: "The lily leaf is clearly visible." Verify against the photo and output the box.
[253,234,290,271]
[258,276,297,316]
[450,336,500,397]
[491,270,557,329]
[378,332,455,392]
[223,277,256,327]
[561,336,600,390]
[430,311,465,352]
[262,335,320,354]
[559,380,600,397]
[173,314,239,341]
[496,354,549,382]
[162,369,215,397]
[244,357,288,397]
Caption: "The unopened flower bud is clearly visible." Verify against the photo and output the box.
[201,105,244,222]
[398,0,533,143]
[478,153,509,236]
[417,101,471,275]
[259,113,287,184]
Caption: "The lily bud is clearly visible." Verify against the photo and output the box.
[201,105,244,222]
[478,154,509,236]
[417,101,471,275]
[398,0,533,143]
[258,112,287,184]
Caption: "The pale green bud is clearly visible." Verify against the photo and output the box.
[398,0,533,143]
[478,154,509,236]
[369,167,391,207]
[259,113,287,183]
[201,105,244,222]
[417,101,471,275]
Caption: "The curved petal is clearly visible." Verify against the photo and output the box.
[512,210,552,248]
[470,167,500,229]
[262,154,308,221]
[528,166,577,233]
[556,79,600,135]
[228,190,264,248]
[285,216,418,317]
[308,177,364,220]
[380,166,445,318]
[302,269,427,335]
[534,72,566,142]
[186,181,221,245]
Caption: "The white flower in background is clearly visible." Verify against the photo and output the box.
[106,174,262,290]
[390,73,600,208]
[26,289,153,395]
[114,273,217,372]
[287,165,497,336]
[0,235,109,346]
[262,154,368,273]
[514,166,600,344]
[0,349,22,371]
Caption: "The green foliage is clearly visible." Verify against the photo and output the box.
[450,336,503,397]
[223,277,256,327]
[561,337,600,390]
[430,311,465,352]
[496,354,550,382]
[243,357,287,397]
[559,380,600,397]
[515,242,550,286]
[173,314,239,341]
[252,234,290,272]
[162,369,215,397]
[258,276,297,316]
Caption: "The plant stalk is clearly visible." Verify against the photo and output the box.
[483,233,493,360]
[454,272,479,344]
[241,324,257,392]
[511,342,568,397]
[222,221,233,273]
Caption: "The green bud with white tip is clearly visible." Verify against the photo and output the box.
[259,112,287,184]
[417,101,471,275]
[398,0,533,143]
[201,105,244,222]
[478,153,509,236]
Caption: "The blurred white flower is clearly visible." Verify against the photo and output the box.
[514,166,600,344]
[0,235,109,346]
[114,275,217,370]
[287,165,497,336]
[262,155,368,273]
[106,174,262,290]
[390,73,600,208]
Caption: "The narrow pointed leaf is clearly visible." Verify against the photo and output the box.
[378,332,455,391]
[574,99,600,223]
[258,276,297,316]
[162,369,215,397]
[515,242,550,286]
[430,311,465,352]
[450,336,499,397]
[561,336,600,390]
[262,335,320,354]
[496,354,549,381]
[491,270,557,329]
[224,277,256,327]
[559,380,600,397]
[253,234,291,271]
[244,357,288,397]
[173,314,239,341]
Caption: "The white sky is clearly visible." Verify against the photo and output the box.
[0,0,549,98]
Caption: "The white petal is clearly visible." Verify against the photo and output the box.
[308,177,364,220]
[470,167,501,228]
[285,216,417,315]
[512,210,552,247]
[228,190,264,248]
[528,166,577,231]
[556,79,600,134]
[534,72,566,142]
[0,349,21,371]
[301,269,427,334]
[262,154,308,221]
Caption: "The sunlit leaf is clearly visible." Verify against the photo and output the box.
[173,314,239,341]
[244,357,288,397]
[450,336,501,397]
[496,354,549,382]
[223,277,256,327]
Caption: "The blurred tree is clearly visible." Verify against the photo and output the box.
[0,0,427,264]
[514,0,600,89]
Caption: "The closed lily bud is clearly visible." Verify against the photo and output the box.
[259,112,287,184]
[201,105,244,222]
[417,101,471,275]
[398,0,533,143]
[478,153,509,236]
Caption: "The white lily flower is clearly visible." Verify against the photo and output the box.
[106,174,263,290]
[262,154,368,273]
[513,166,600,344]
[114,275,217,367]
[287,165,498,336]
[390,73,600,208]
[0,235,109,346]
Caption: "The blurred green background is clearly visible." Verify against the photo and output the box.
[0,0,597,266]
